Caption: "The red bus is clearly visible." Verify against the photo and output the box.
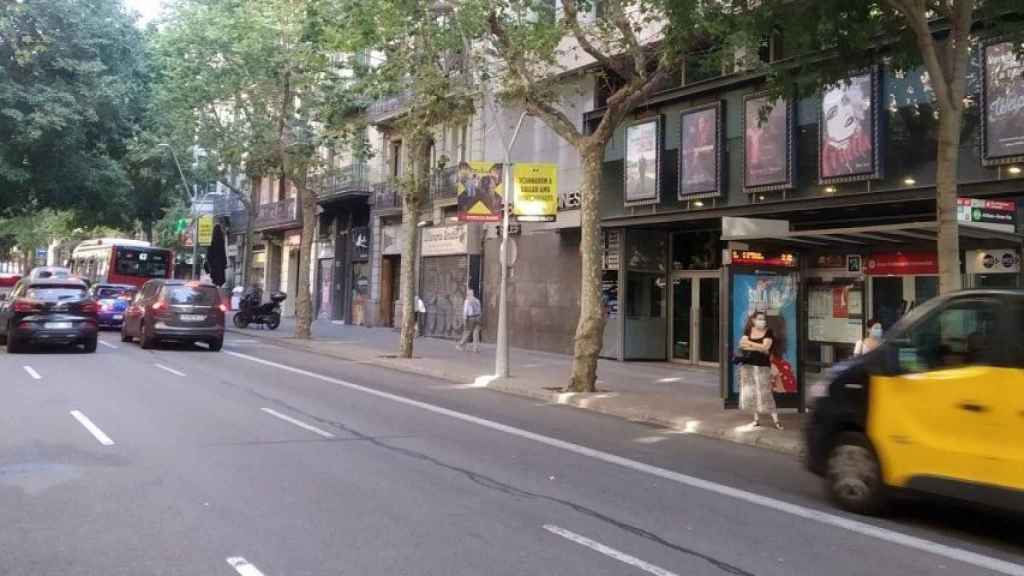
[70,239,174,289]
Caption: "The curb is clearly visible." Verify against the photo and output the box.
[227,327,806,458]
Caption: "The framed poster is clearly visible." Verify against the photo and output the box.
[981,41,1024,166]
[623,118,661,206]
[679,102,723,200]
[818,69,882,184]
[743,94,794,192]
[457,161,504,222]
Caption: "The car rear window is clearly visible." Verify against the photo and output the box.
[162,285,220,306]
[27,285,87,301]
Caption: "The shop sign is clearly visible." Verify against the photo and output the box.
[351,226,370,261]
[421,225,468,257]
[512,163,558,222]
[197,215,214,246]
[729,250,798,268]
[624,118,661,206]
[381,224,404,256]
[457,161,504,223]
[966,249,1021,274]
[957,197,1016,233]
[866,252,937,275]
[981,41,1024,165]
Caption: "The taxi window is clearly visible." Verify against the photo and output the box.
[899,299,1002,373]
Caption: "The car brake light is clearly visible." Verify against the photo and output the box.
[13,299,41,313]
[151,301,165,311]
[81,302,98,314]
[218,303,228,313]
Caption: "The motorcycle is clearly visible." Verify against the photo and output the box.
[233,287,286,330]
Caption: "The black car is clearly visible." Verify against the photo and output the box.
[0,277,98,353]
[122,279,225,351]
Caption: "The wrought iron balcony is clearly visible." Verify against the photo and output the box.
[317,163,372,203]
[372,179,402,211]
[252,197,301,231]
[429,166,459,202]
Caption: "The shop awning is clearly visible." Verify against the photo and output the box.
[721,217,1023,248]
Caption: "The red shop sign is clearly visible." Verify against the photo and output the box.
[866,252,938,275]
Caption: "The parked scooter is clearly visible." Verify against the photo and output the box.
[233,287,286,330]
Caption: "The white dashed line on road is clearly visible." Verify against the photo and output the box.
[229,339,258,344]
[226,350,1024,576]
[154,363,186,377]
[23,366,41,380]
[226,556,267,576]
[70,410,114,446]
[98,340,118,350]
[260,408,335,439]
[543,524,679,576]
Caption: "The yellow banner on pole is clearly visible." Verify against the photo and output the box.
[198,215,214,246]
[513,163,558,222]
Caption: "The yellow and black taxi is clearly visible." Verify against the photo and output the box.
[806,289,1024,515]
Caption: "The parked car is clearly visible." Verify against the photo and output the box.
[0,273,21,301]
[0,277,98,353]
[27,266,73,281]
[806,289,1024,516]
[89,283,136,329]
[122,279,225,351]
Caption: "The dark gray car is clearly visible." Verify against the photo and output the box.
[121,280,225,351]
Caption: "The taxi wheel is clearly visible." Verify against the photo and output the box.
[826,432,886,516]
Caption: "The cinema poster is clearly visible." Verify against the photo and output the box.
[624,119,660,206]
[679,103,722,200]
[744,94,794,191]
[818,71,881,183]
[982,41,1024,165]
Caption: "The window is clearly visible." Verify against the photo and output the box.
[162,285,220,306]
[116,250,169,278]
[626,272,664,319]
[26,285,87,301]
[898,299,1002,373]
[391,140,403,177]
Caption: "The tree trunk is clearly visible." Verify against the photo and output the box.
[568,145,606,392]
[935,110,962,295]
[143,220,154,243]
[398,135,430,358]
[293,180,318,339]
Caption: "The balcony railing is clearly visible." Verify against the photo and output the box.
[253,197,301,231]
[317,163,372,202]
[429,166,458,202]
[365,90,414,124]
[372,179,402,210]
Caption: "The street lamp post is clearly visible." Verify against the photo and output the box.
[159,144,200,279]
[495,111,528,379]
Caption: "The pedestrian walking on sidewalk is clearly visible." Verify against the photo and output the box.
[736,311,783,430]
[456,288,481,352]
[415,296,427,338]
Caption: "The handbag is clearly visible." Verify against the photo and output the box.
[732,348,749,365]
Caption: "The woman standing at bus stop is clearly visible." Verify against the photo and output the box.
[737,311,783,430]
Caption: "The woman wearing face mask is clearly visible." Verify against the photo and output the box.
[738,311,783,430]
[855,319,884,356]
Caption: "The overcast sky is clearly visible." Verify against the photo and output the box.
[125,0,163,24]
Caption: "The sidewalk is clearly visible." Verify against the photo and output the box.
[228,316,806,457]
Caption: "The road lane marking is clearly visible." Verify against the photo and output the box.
[260,407,335,438]
[23,366,41,380]
[98,340,118,350]
[154,363,186,377]
[544,524,678,576]
[70,410,114,446]
[224,350,1024,576]
[229,339,258,344]
[226,557,266,576]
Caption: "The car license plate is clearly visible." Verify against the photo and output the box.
[180,314,205,322]
[45,322,72,330]
[113,314,123,320]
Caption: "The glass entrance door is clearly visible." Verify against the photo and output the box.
[671,273,720,364]
[672,277,693,360]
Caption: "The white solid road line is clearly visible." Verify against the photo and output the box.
[154,363,186,377]
[225,350,1024,576]
[226,557,266,576]
[260,407,335,439]
[544,524,679,576]
[23,366,41,380]
[69,410,115,446]
[98,340,118,350]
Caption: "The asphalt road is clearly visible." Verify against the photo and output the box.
[2,331,1023,576]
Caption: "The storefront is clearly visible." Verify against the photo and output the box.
[721,215,1023,410]
[602,227,722,363]
[417,223,483,339]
